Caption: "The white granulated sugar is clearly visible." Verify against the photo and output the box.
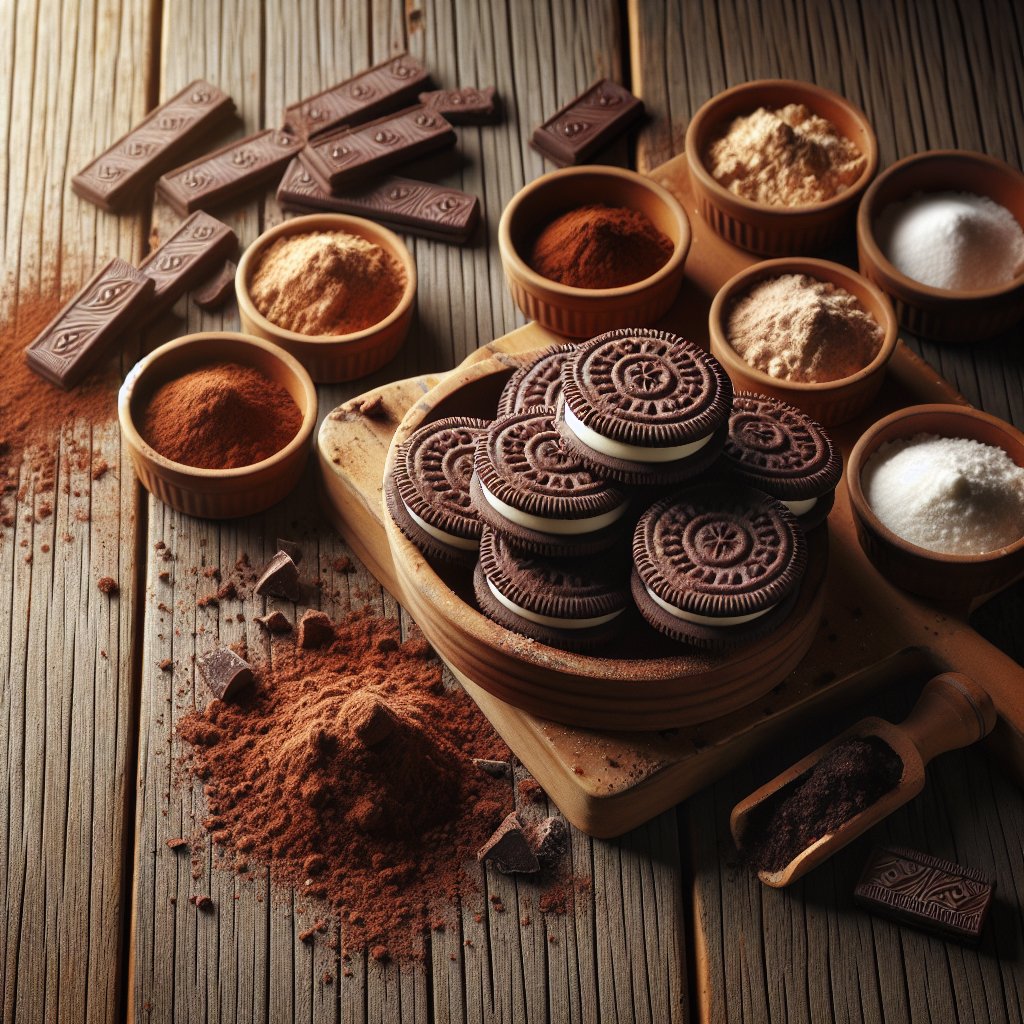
[863,433,1024,555]
[876,190,1024,292]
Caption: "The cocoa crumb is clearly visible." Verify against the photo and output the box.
[97,576,118,595]
[159,658,173,672]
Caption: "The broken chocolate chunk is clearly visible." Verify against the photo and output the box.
[477,812,540,875]
[254,610,292,633]
[527,816,568,865]
[254,550,302,601]
[276,538,304,565]
[472,758,512,780]
[297,609,334,649]
[197,647,254,700]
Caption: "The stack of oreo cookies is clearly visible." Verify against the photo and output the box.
[386,328,842,654]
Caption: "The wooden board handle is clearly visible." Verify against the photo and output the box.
[900,673,997,766]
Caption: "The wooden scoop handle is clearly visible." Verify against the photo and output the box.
[900,673,996,766]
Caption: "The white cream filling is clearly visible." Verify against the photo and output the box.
[404,499,479,551]
[487,578,624,630]
[644,583,775,627]
[563,403,714,464]
[782,495,818,516]
[477,476,628,535]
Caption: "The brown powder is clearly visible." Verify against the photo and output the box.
[727,273,884,383]
[250,230,405,336]
[177,609,512,960]
[705,103,866,206]
[528,204,674,289]
[140,362,302,469]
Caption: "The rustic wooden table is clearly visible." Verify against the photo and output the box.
[2,1,1022,1022]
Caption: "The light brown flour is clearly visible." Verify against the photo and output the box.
[727,274,883,383]
[705,104,866,207]
[250,230,405,336]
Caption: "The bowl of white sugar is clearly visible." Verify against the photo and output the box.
[847,404,1024,604]
[857,150,1024,343]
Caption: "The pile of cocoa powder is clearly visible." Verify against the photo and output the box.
[177,608,517,959]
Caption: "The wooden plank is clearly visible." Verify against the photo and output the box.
[629,2,1024,1022]
[0,1,156,1022]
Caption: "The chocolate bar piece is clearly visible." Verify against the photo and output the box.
[417,86,499,125]
[530,79,644,166]
[139,212,237,318]
[277,154,479,243]
[156,128,304,216]
[193,261,237,310]
[477,813,540,875]
[854,845,994,944]
[254,550,301,601]
[25,258,155,389]
[275,538,304,565]
[197,647,253,701]
[285,54,431,138]
[72,80,236,212]
[302,105,456,190]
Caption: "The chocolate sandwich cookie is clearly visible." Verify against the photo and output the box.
[631,483,806,649]
[474,528,629,652]
[558,328,732,485]
[385,416,490,566]
[496,344,577,417]
[721,394,842,529]
[471,407,629,556]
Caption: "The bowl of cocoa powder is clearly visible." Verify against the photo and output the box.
[118,332,317,518]
[685,79,878,256]
[709,257,897,426]
[498,165,691,338]
[236,213,416,383]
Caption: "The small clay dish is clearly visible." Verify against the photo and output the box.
[847,403,1024,603]
[235,212,416,383]
[118,331,317,519]
[498,164,691,338]
[857,149,1024,342]
[708,257,898,426]
[685,79,878,256]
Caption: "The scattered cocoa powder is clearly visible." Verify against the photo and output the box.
[140,362,302,470]
[177,609,512,959]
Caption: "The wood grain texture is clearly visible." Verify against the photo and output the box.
[629,2,1024,1021]
[0,1,155,1022]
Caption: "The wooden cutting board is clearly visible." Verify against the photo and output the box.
[318,152,1024,837]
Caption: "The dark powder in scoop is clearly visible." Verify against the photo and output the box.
[741,735,904,873]
[140,361,302,469]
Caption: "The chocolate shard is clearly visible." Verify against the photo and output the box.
[527,816,569,864]
[530,79,644,167]
[193,261,236,309]
[417,86,499,125]
[284,53,431,138]
[72,79,236,212]
[297,609,334,649]
[854,845,994,945]
[25,258,155,390]
[254,550,302,602]
[276,538,304,565]
[156,128,304,216]
[197,647,254,701]
[477,812,540,875]
[472,758,512,780]
[138,211,238,319]
[302,105,456,191]
[254,610,292,633]
[277,154,480,244]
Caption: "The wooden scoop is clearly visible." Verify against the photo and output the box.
[730,672,996,888]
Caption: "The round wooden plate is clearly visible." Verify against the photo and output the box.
[383,353,828,730]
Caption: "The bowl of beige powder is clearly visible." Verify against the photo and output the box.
[236,213,416,383]
[685,79,877,256]
[709,257,897,426]
[847,404,1024,603]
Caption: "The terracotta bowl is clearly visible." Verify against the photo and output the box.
[847,403,1024,603]
[708,257,898,426]
[857,149,1024,342]
[119,332,317,519]
[497,164,691,338]
[684,79,878,256]
[236,212,416,383]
